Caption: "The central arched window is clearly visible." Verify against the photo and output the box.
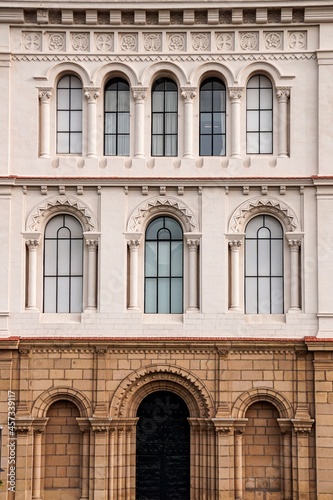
[199,77,226,156]
[57,75,82,154]
[246,75,273,154]
[104,77,130,156]
[145,217,183,313]
[43,214,83,313]
[245,215,283,313]
[151,78,178,157]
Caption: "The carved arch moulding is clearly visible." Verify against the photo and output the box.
[228,196,300,233]
[232,387,293,420]
[27,195,98,232]
[110,364,214,419]
[127,196,198,233]
[32,386,92,418]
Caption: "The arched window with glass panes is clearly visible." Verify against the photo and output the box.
[246,75,273,154]
[56,75,82,154]
[104,77,130,156]
[145,216,183,313]
[245,215,284,313]
[43,214,83,313]
[151,78,178,157]
[199,77,226,156]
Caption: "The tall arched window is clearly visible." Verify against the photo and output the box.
[43,214,83,313]
[245,215,283,313]
[57,75,82,154]
[104,77,130,156]
[151,78,178,157]
[199,77,226,156]
[246,75,273,154]
[145,217,183,313]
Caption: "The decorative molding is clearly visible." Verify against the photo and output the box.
[127,196,198,233]
[229,196,300,233]
[84,86,100,102]
[232,387,293,419]
[27,195,97,232]
[110,364,214,418]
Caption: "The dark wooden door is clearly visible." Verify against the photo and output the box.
[136,391,190,500]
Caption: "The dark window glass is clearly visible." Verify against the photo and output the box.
[200,78,226,156]
[152,78,178,156]
[57,75,82,154]
[246,75,273,154]
[104,78,130,156]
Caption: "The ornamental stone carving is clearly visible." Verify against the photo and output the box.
[168,34,185,51]
[86,240,98,250]
[147,12,158,25]
[219,11,232,24]
[48,33,65,51]
[195,12,207,24]
[71,33,89,51]
[95,33,113,51]
[229,87,244,101]
[216,33,233,51]
[98,12,110,25]
[25,240,40,250]
[38,87,53,102]
[120,34,137,51]
[192,33,210,51]
[84,87,100,103]
[23,32,41,51]
[170,12,183,25]
[132,87,148,101]
[265,32,282,49]
[122,12,134,25]
[240,32,258,50]
[268,9,281,23]
[288,31,306,49]
[181,87,197,102]
[276,87,291,102]
[74,11,86,24]
[144,33,161,51]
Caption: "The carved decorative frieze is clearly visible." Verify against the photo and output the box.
[239,31,258,50]
[95,33,113,51]
[143,33,161,51]
[120,34,137,51]
[216,32,233,50]
[288,31,307,49]
[168,33,185,51]
[71,32,89,51]
[192,33,210,51]
[48,32,65,51]
[23,32,41,51]
[265,32,282,49]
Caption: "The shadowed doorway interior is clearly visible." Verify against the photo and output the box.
[136,390,190,500]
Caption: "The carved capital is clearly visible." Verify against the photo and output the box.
[292,419,314,434]
[229,240,242,251]
[86,239,98,251]
[84,87,100,103]
[127,239,141,251]
[276,87,291,101]
[25,239,40,250]
[180,86,197,102]
[186,239,200,250]
[132,86,148,101]
[19,348,31,357]
[95,346,108,355]
[288,239,301,252]
[38,87,53,102]
[229,87,244,101]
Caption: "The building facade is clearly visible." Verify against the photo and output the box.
[0,0,333,499]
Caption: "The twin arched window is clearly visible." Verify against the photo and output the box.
[245,215,284,314]
[144,216,183,313]
[43,214,83,313]
[55,73,274,158]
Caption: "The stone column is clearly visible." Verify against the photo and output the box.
[212,419,235,500]
[233,420,248,500]
[85,239,98,310]
[229,240,242,311]
[90,420,110,500]
[276,87,290,158]
[132,87,148,158]
[181,87,197,158]
[216,349,231,418]
[109,427,116,500]
[77,418,91,500]
[229,87,244,159]
[16,348,31,417]
[288,239,301,311]
[127,240,141,310]
[186,239,200,311]
[84,87,100,158]
[15,421,33,500]
[277,419,293,500]
[292,420,314,498]
[188,419,201,499]
[25,239,41,310]
[38,87,53,158]
[31,419,48,500]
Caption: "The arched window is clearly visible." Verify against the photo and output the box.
[43,214,83,313]
[57,75,82,154]
[104,77,130,156]
[145,217,183,313]
[199,77,226,156]
[151,78,178,157]
[245,215,283,313]
[246,75,273,154]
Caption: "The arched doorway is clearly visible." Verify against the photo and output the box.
[136,390,190,500]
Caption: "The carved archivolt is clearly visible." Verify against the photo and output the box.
[232,387,293,419]
[32,386,92,418]
[229,196,299,233]
[110,364,214,418]
[127,196,198,233]
[27,195,97,232]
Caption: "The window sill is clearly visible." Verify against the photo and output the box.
[244,314,286,325]
[40,313,81,324]
[143,314,183,324]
